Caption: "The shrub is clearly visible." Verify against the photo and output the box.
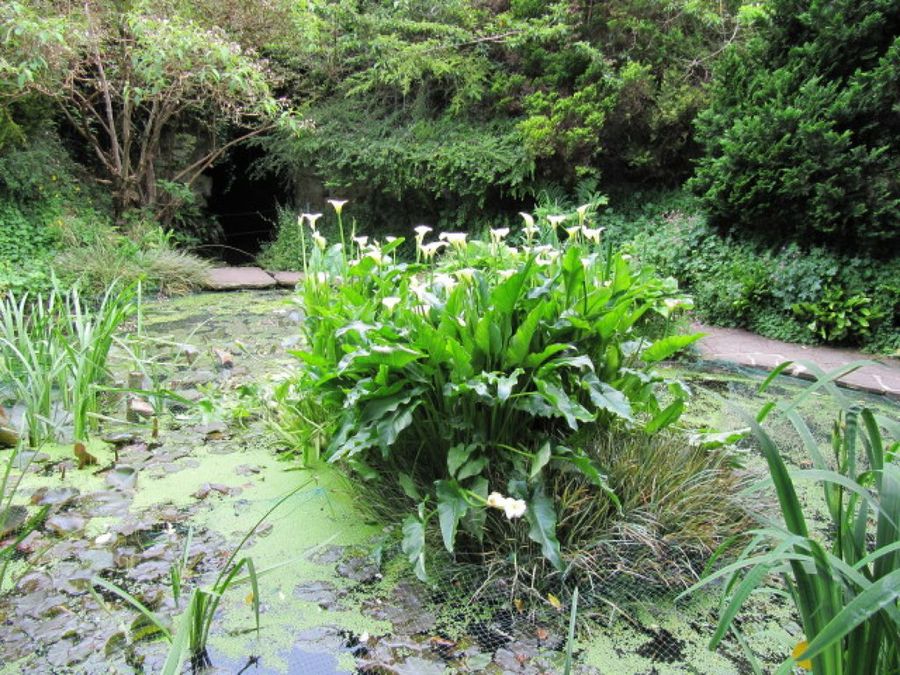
[603,190,899,352]
[256,206,304,272]
[54,222,210,296]
[793,286,882,344]
[293,222,705,582]
[691,0,900,252]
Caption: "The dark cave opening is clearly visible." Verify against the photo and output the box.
[206,142,290,265]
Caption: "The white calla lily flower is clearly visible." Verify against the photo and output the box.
[489,227,510,244]
[547,214,567,230]
[582,226,604,243]
[438,232,468,249]
[304,213,323,230]
[503,499,527,520]
[420,241,447,259]
[327,199,348,215]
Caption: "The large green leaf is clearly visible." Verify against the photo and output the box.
[505,303,545,366]
[530,441,552,480]
[398,473,420,501]
[645,399,683,433]
[535,379,594,430]
[526,482,563,571]
[524,343,572,369]
[338,344,424,373]
[641,333,704,363]
[447,444,476,477]
[595,303,629,340]
[457,456,488,481]
[401,515,427,582]
[491,260,533,313]
[583,373,633,421]
[560,246,585,301]
[436,480,469,553]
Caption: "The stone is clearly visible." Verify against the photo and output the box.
[204,267,277,290]
[128,398,154,419]
[272,271,302,288]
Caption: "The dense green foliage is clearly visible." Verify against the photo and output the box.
[603,191,899,353]
[0,282,136,446]
[1,0,288,219]
[258,0,755,228]
[692,0,900,251]
[2,0,897,353]
[289,218,728,583]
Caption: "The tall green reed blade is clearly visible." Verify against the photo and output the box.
[61,280,137,441]
[684,362,898,674]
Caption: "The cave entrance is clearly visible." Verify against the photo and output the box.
[206,142,289,264]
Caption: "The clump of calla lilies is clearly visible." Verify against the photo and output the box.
[291,197,701,583]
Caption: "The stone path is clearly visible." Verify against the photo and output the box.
[694,323,900,398]
[202,268,899,398]
[204,267,299,290]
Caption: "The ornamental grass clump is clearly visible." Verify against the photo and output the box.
[293,223,706,582]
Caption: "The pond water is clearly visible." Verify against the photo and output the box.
[1,290,896,674]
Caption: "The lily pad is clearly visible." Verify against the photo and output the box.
[0,505,28,537]
[31,486,80,506]
[45,513,87,535]
[105,465,138,490]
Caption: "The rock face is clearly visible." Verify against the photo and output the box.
[204,267,277,290]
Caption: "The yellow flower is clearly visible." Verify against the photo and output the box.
[792,640,813,670]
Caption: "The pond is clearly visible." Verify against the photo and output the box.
[1,290,896,674]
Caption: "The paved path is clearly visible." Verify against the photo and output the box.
[201,268,899,398]
[694,323,900,398]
